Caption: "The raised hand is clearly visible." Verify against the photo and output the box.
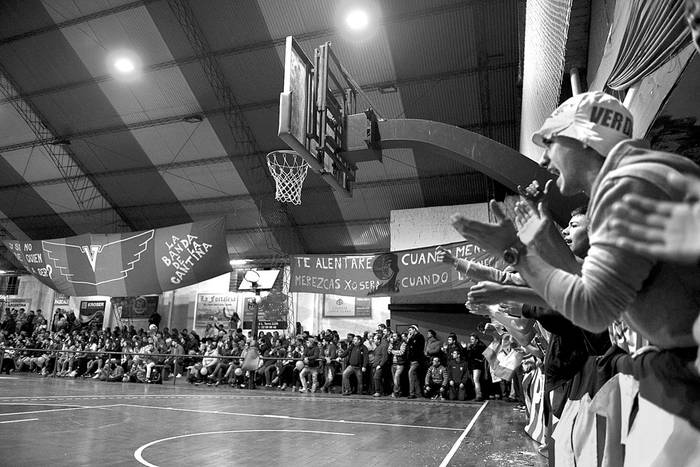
[517,179,555,213]
[450,200,517,256]
[467,281,509,305]
[609,172,700,264]
[465,300,493,316]
[435,246,456,265]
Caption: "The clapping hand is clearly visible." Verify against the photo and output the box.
[451,200,517,256]
[468,281,508,305]
[609,172,700,264]
[435,246,456,265]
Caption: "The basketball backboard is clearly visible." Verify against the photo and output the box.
[237,269,281,291]
[278,36,363,197]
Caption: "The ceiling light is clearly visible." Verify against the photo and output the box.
[346,9,369,30]
[107,50,142,81]
[114,57,135,74]
[229,259,249,267]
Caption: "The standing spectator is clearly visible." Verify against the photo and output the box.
[444,333,463,363]
[406,325,425,399]
[148,310,161,330]
[424,329,444,364]
[389,332,408,397]
[321,336,338,393]
[467,334,486,401]
[341,335,367,395]
[424,356,448,400]
[299,338,320,393]
[371,333,390,397]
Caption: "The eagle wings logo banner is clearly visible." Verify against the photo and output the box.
[3,218,231,297]
[42,230,154,286]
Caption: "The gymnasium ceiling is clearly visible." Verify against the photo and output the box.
[0,0,528,272]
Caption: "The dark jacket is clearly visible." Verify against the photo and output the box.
[407,333,425,363]
[303,344,321,368]
[391,340,407,365]
[347,343,368,368]
[447,360,470,386]
[372,339,390,368]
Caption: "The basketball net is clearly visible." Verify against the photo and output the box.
[266,150,310,205]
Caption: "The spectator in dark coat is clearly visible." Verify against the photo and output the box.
[371,333,390,397]
[406,325,425,398]
[341,335,368,395]
[447,350,473,401]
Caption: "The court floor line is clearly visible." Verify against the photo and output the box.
[439,400,489,467]
[120,403,464,431]
[0,404,120,417]
[0,418,38,424]
[134,430,355,467]
[0,393,476,407]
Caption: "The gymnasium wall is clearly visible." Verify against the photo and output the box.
[390,202,489,305]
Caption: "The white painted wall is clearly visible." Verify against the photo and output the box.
[391,202,489,304]
[293,292,390,336]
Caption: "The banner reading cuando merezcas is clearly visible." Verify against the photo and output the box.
[3,218,231,297]
[290,241,505,297]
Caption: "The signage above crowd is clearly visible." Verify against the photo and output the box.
[290,241,505,298]
[3,218,231,297]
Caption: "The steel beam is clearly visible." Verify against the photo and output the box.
[374,118,587,225]
[0,67,133,232]
[0,171,486,224]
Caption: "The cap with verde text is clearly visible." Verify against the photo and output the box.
[532,91,633,157]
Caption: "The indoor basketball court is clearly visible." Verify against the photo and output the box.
[1,1,699,467]
[0,376,544,467]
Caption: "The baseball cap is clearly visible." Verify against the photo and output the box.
[532,91,633,157]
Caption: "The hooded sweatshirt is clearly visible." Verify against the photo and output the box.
[540,140,700,348]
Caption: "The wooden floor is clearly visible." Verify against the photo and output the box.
[0,374,545,466]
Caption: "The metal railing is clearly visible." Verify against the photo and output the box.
[0,347,312,386]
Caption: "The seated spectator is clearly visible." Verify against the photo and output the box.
[447,349,472,401]
[424,356,448,400]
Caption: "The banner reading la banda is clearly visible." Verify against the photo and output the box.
[290,241,505,297]
[2,218,231,297]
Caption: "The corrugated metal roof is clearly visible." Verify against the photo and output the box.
[1,147,65,182]
[0,0,528,267]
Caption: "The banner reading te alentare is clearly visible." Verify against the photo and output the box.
[290,241,505,297]
[3,218,231,297]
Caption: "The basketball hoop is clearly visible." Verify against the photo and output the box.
[266,150,310,205]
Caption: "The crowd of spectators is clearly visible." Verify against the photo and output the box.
[0,305,511,403]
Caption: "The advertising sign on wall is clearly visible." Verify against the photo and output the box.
[111,296,160,319]
[323,295,372,318]
[194,293,239,330]
[243,291,288,330]
[79,300,106,325]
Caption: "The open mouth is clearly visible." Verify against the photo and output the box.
[548,167,560,177]
[564,238,572,244]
